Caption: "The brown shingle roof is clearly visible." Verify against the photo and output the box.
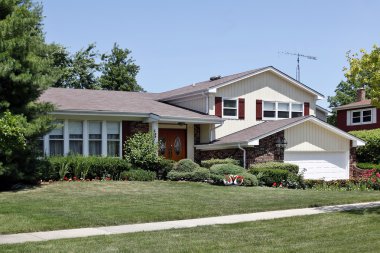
[335,99,372,110]
[158,67,267,100]
[208,116,311,145]
[39,88,222,122]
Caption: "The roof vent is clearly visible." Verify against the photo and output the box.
[209,75,221,81]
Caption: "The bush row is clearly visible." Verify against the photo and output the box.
[357,163,380,171]
[201,158,240,168]
[167,159,258,186]
[249,162,299,174]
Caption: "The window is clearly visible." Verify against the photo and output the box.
[263,101,304,120]
[107,122,120,157]
[278,103,289,118]
[223,99,238,118]
[351,109,372,125]
[49,121,64,156]
[89,121,102,156]
[291,103,303,118]
[263,101,276,118]
[69,121,83,154]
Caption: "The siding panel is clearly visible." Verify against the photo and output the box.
[285,121,350,152]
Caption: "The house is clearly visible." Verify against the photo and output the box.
[39,66,364,180]
[335,88,379,132]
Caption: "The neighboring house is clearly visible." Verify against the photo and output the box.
[316,105,332,122]
[335,88,379,132]
[39,66,364,180]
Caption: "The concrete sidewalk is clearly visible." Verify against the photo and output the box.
[1,201,380,245]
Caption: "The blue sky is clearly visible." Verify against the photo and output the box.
[41,0,379,108]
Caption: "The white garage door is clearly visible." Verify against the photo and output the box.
[284,152,349,180]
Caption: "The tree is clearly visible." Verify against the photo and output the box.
[0,0,56,185]
[344,45,380,107]
[99,43,143,91]
[51,43,101,89]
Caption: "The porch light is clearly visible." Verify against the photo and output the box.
[275,137,287,149]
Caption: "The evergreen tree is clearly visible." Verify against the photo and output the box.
[0,0,56,185]
[99,43,143,91]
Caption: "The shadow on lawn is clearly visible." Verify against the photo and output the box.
[0,183,41,192]
[342,206,380,216]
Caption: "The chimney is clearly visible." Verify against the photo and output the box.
[356,88,366,102]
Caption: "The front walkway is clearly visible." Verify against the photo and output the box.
[1,201,380,245]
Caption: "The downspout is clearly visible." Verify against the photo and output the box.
[238,143,246,169]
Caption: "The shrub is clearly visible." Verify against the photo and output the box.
[350,129,380,163]
[156,158,175,179]
[174,159,199,172]
[120,169,156,181]
[124,132,161,170]
[44,156,132,180]
[201,158,240,168]
[240,173,259,187]
[249,167,289,186]
[167,167,210,182]
[357,163,380,171]
[249,162,299,174]
[210,164,245,176]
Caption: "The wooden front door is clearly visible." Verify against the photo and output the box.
[158,129,187,161]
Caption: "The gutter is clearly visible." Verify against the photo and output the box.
[238,143,246,169]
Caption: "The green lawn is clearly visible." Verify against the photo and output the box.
[1,181,380,234]
[1,207,380,252]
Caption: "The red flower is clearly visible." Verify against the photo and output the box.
[272,182,277,187]
[64,176,68,181]
[73,176,77,180]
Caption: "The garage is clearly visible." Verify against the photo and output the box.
[284,152,349,180]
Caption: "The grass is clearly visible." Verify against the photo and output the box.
[1,207,380,252]
[1,181,380,234]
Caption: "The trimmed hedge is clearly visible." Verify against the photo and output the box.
[201,158,240,169]
[167,167,210,182]
[120,169,156,181]
[210,164,245,176]
[174,159,199,172]
[350,129,380,163]
[156,158,175,179]
[249,167,289,186]
[249,162,299,174]
[42,156,132,180]
[357,163,380,171]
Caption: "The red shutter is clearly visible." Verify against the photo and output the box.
[256,99,262,120]
[215,97,222,117]
[304,102,310,116]
[238,98,245,119]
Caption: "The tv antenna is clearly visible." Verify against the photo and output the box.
[279,51,317,81]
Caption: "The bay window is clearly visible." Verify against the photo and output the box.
[69,121,83,154]
[107,122,120,157]
[49,120,64,156]
[89,121,102,156]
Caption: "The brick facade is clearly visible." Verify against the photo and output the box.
[194,124,200,145]
[349,140,360,179]
[122,121,149,154]
[195,131,284,168]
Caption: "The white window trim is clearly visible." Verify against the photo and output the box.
[351,108,375,125]
[262,101,304,120]
[222,98,239,119]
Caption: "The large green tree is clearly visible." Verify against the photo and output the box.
[99,43,143,91]
[52,43,101,89]
[0,0,56,185]
[344,45,380,107]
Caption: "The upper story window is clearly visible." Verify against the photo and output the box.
[351,109,372,125]
[223,98,238,119]
[263,101,303,120]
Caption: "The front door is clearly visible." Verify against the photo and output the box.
[158,129,187,161]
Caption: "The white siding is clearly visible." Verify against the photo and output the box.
[167,95,207,114]
[213,71,317,138]
[285,121,350,152]
[316,108,328,122]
